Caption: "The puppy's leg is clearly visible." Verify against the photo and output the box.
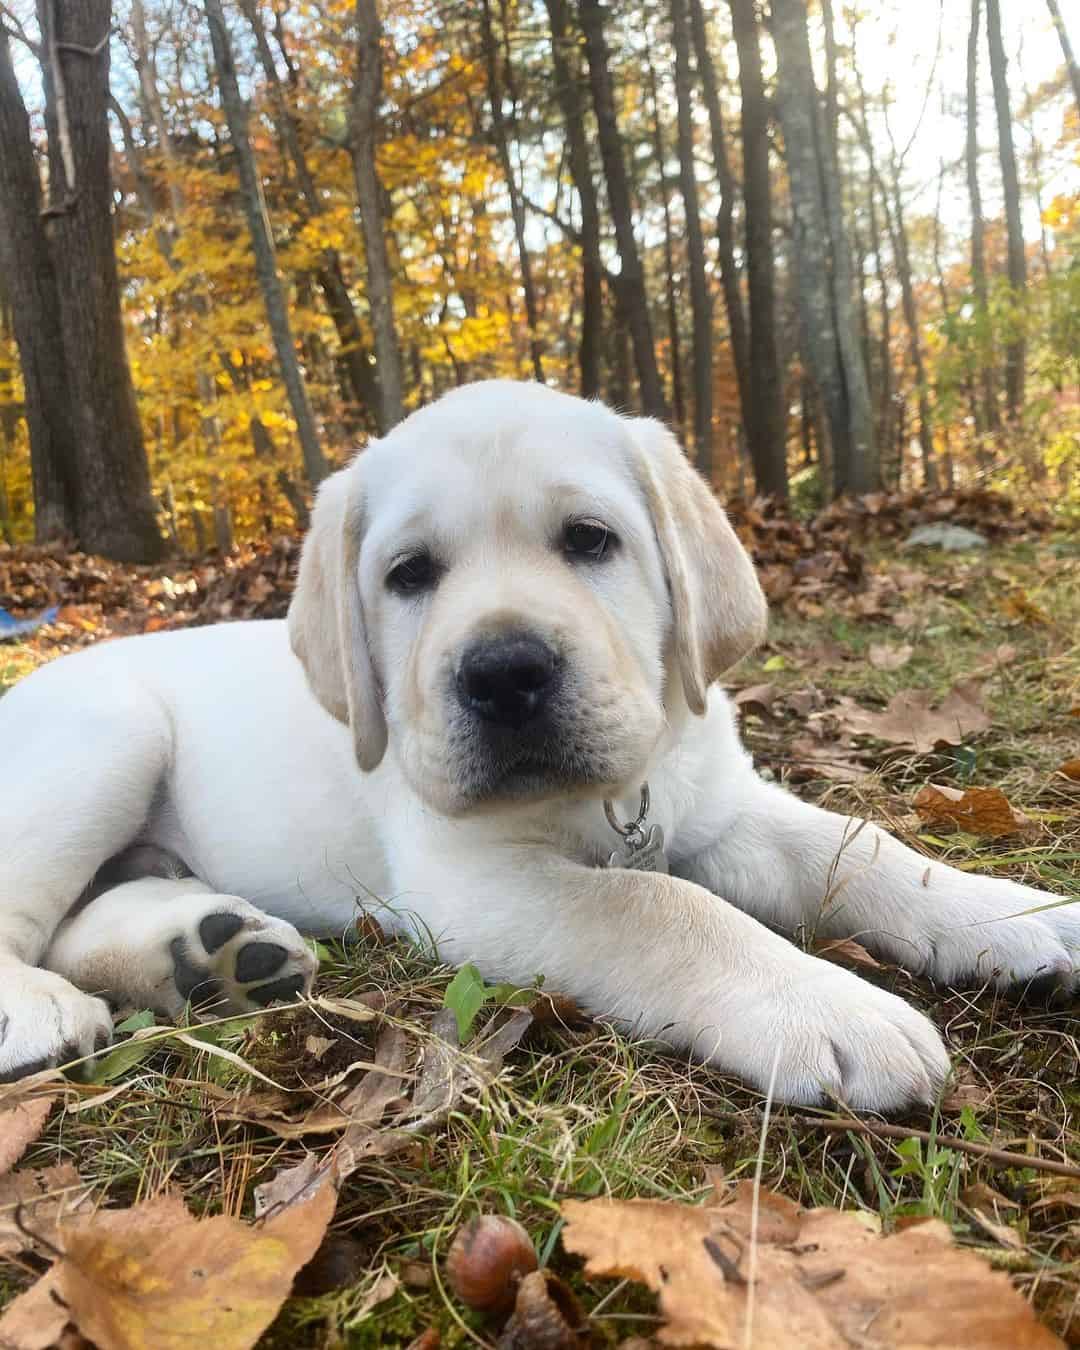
[682,773,1080,993]
[0,668,173,1077]
[387,842,949,1112]
[44,877,318,1018]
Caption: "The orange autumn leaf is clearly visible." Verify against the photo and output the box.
[914,784,1038,839]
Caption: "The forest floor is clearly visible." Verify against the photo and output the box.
[1,492,1079,1348]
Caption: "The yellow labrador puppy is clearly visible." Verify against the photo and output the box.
[1,382,1075,1106]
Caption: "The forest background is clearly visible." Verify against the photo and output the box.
[0,0,1077,563]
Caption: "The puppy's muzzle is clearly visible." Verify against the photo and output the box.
[456,633,558,728]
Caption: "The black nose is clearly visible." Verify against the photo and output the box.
[457,634,557,727]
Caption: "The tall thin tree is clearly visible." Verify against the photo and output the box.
[671,0,713,476]
[1045,0,1080,119]
[351,0,406,429]
[729,0,788,497]
[966,0,999,435]
[204,0,328,484]
[769,0,876,495]
[544,0,603,397]
[578,0,668,420]
[985,0,1027,419]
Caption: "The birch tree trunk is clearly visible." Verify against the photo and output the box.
[204,0,328,484]
[350,0,406,429]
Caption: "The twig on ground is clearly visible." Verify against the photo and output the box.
[789,1114,1080,1180]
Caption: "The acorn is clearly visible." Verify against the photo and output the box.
[445,1214,539,1316]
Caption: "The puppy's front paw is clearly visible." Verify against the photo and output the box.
[168,897,318,1015]
[867,874,1080,996]
[703,958,950,1112]
[0,965,113,1081]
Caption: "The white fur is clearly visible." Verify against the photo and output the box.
[0,381,1075,1107]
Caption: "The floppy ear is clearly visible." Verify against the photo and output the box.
[630,417,768,715]
[287,463,388,770]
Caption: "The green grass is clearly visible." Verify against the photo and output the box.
[3,532,1080,1345]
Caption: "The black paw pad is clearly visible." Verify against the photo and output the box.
[235,942,288,984]
[170,937,226,1007]
[248,974,306,1007]
[198,912,246,954]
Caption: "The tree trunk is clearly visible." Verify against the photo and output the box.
[985,0,1027,419]
[644,52,686,434]
[544,0,603,398]
[350,0,406,429]
[578,0,668,420]
[0,25,78,542]
[1046,0,1080,120]
[205,0,328,484]
[689,0,750,457]
[728,0,788,497]
[866,173,894,464]
[238,0,380,427]
[37,0,164,560]
[479,0,544,383]
[966,0,1000,436]
[887,157,937,489]
[671,0,713,476]
[769,0,876,496]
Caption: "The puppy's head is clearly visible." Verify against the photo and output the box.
[289,381,766,814]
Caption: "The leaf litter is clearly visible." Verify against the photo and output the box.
[561,1181,1063,1348]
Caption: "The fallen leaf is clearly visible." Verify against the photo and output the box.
[58,1179,336,1350]
[0,1164,93,1257]
[0,1095,56,1176]
[999,589,1051,625]
[836,680,990,755]
[0,1268,70,1349]
[788,736,866,783]
[1057,759,1080,782]
[914,784,1038,839]
[811,937,883,973]
[733,683,779,717]
[869,642,913,671]
[561,1183,1062,1348]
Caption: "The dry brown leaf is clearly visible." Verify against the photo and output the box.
[1057,759,1080,782]
[999,589,1051,625]
[837,680,990,754]
[811,936,883,973]
[788,736,866,784]
[914,784,1038,839]
[0,1268,70,1349]
[0,1095,56,1177]
[0,1164,92,1257]
[868,642,913,671]
[561,1182,1062,1349]
[733,683,779,717]
[55,1179,336,1350]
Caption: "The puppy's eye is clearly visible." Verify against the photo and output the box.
[563,519,613,560]
[387,551,439,594]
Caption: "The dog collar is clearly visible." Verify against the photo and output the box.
[602,783,669,874]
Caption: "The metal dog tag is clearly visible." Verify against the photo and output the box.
[603,785,669,874]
